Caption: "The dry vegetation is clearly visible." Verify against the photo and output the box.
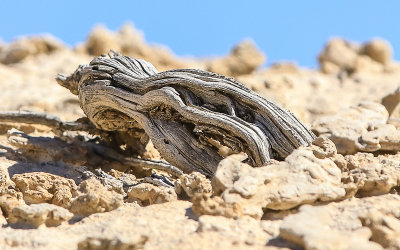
[0,24,399,249]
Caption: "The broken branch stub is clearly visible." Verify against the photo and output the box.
[57,53,315,176]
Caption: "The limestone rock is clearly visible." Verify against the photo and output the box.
[127,183,176,206]
[318,38,393,74]
[0,192,24,219]
[0,35,65,64]
[84,23,187,71]
[312,101,400,154]
[211,148,345,218]
[70,178,123,216]
[382,87,400,129]
[343,152,400,197]
[77,235,148,250]
[363,38,393,65]
[360,212,400,249]
[318,38,359,74]
[10,203,72,228]
[12,172,78,208]
[191,193,243,219]
[207,40,266,76]
[0,201,197,249]
[280,194,400,250]
[85,25,120,56]
[175,172,212,198]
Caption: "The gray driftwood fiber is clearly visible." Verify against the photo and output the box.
[57,52,316,176]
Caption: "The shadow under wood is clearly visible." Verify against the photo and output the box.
[4,132,91,183]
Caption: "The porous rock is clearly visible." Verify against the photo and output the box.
[363,38,393,65]
[312,101,400,154]
[70,178,123,216]
[191,193,243,219]
[207,40,266,76]
[175,172,212,198]
[280,194,400,250]
[12,172,78,208]
[127,183,177,206]
[10,203,72,228]
[360,211,400,249]
[343,152,400,197]
[0,35,65,64]
[77,235,148,250]
[211,147,345,218]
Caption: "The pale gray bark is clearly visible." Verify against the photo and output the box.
[57,53,316,176]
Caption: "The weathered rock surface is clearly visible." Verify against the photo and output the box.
[207,40,266,76]
[10,203,72,228]
[12,172,78,208]
[318,37,393,74]
[175,172,212,198]
[211,147,345,218]
[70,178,123,216]
[127,183,177,205]
[280,194,400,250]
[0,24,400,249]
[312,101,400,154]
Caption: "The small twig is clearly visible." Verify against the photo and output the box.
[0,111,93,133]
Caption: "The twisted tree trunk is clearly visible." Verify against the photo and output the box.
[57,52,315,176]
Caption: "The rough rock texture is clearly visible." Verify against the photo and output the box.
[280,194,400,250]
[191,193,243,219]
[0,35,65,64]
[10,203,73,228]
[211,148,345,219]
[312,101,400,154]
[343,152,400,197]
[175,172,212,198]
[0,24,399,249]
[127,183,177,205]
[70,178,123,216]
[207,40,266,76]
[11,172,78,208]
[318,37,393,74]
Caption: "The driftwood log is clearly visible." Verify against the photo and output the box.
[57,52,316,176]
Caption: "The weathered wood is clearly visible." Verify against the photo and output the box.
[57,52,316,176]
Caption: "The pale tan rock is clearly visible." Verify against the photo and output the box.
[175,172,212,198]
[360,212,400,249]
[312,101,398,154]
[363,38,393,65]
[12,172,78,208]
[70,178,123,216]
[212,149,345,218]
[0,193,24,219]
[344,152,400,196]
[318,38,359,73]
[382,87,400,116]
[191,193,243,219]
[77,235,148,250]
[10,203,72,228]
[0,201,197,249]
[85,25,120,56]
[127,183,176,205]
[280,194,400,250]
[354,55,384,73]
[207,40,266,76]
[0,35,65,64]
[358,123,400,152]
[84,23,188,71]
[382,87,400,129]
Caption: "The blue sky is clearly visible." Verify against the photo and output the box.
[0,1,398,68]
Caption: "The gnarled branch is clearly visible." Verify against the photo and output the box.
[57,53,316,176]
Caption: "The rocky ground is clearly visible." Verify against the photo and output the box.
[0,24,399,250]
